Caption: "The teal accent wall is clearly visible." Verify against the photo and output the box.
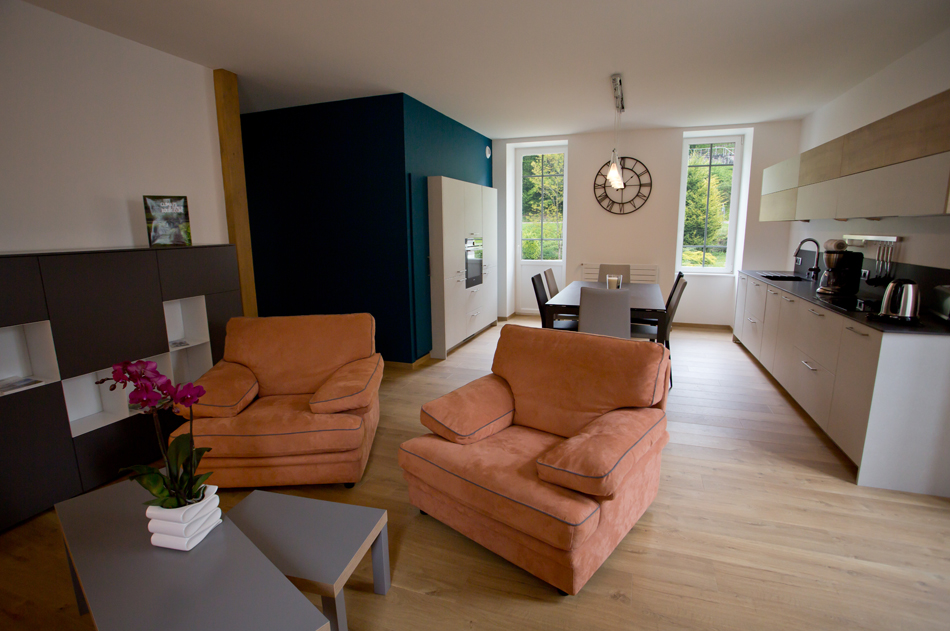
[242,93,490,363]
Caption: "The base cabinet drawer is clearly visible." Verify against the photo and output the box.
[789,348,836,431]
[758,288,783,371]
[741,312,764,357]
[771,292,801,389]
[827,322,883,465]
[795,303,845,370]
[733,274,749,336]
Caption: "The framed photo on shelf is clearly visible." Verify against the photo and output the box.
[143,195,191,247]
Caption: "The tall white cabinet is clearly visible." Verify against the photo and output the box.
[429,176,498,359]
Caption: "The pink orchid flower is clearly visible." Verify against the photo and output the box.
[169,382,206,408]
[128,382,163,409]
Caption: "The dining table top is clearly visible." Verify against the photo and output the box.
[546,280,666,312]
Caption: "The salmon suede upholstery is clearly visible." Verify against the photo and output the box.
[171,313,381,487]
[310,353,384,414]
[420,374,515,444]
[491,325,669,437]
[399,323,671,593]
[185,361,259,418]
[223,314,375,396]
[536,408,668,497]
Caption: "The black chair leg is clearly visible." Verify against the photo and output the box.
[665,339,672,389]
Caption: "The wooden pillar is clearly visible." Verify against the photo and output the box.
[213,69,258,317]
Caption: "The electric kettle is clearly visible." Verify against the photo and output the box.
[877,279,920,322]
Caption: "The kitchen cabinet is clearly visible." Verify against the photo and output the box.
[429,176,498,359]
[770,291,800,390]
[789,347,836,431]
[840,88,950,177]
[795,179,838,220]
[758,287,783,372]
[741,277,767,357]
[827,321,883,465]
[759,189,798,222]
[835,151,950,219]
[762,155,800,195]
[733,274,748,339]
[798,137,843,186]
[794,301,845,372]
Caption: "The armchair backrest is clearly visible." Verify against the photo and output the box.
[223,314,376,396]
[491,325,669,438]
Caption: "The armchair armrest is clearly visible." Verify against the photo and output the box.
[420,374,515,445]
[536,408,668,496]
[309,353,384,414]
[180,361,259,419]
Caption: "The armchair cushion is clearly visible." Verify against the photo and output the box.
[536,408,668,497]
[184,361,259,419]
[491,325,670,438]
[420,374,515,445]
[309,353,384,414]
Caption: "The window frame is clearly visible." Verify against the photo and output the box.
[515,146,567,263]
[675,134,743,274]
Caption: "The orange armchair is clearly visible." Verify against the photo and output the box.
[398,325,670,594]
[171,314,383,488]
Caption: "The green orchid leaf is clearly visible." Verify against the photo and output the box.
[192,472,212,492]
[192,447,212,466]
[161,497,182,509]
[167,433,193,475]
[120,464,161,477]
[130,472,170,499]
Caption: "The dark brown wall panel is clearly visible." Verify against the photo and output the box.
[0,256,48,328]
[156,245,240,300]
[73,413,163,492]
[0,384,81,530]
[40,251,168,379]
[205,290,243,363]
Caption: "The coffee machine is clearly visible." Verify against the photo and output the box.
[817,250,863,295]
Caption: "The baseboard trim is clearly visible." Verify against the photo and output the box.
[673,323,734,331]
[387,353,431,370]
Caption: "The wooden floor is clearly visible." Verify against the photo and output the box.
[2,317,949,630]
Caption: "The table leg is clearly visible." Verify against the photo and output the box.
[65,542,88,616]
[656,312,669,345]
[322,591,347,631]
[371,523,391,595]
[542,305,554,329]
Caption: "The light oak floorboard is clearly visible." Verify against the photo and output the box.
[1,318,948,630]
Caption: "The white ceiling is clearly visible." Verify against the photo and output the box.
[23,0,950,139]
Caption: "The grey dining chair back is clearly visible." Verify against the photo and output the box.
[597,264,630,284]
[662,277,687,341]
[579,287,631,339]
[533,273,578,331]
[666,272,685,310]
[543,268,559,297]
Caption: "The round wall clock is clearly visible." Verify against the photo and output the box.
[593,157,652,214]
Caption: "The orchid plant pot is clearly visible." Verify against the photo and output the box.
[97,360,217,551]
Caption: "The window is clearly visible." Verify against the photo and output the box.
[676,136,742,272]
[519,152,564,261]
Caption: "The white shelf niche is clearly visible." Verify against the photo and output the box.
[63,353,173,438]
[164,296,210,351]
[170,342,213,386]
[0,320,60,397]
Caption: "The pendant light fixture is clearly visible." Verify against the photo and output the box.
[607,74,625,189]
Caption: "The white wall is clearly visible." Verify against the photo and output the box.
[789,28,950,270]
[0,0,228,253]
[494,119,800,325]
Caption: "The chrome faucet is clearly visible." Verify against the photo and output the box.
[794,238,821,281]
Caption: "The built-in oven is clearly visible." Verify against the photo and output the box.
[464,237,483,288]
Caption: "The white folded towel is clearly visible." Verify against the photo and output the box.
[824,239,848,251]
[145,486,218,523]
[149,506,221,538]
[151,518,222,551]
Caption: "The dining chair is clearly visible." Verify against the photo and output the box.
[632,271,684,325]
[578,287,631,339]
[597,264,630,284]
[630,277,687,387]
[544,268,579,322]
[532,274,578,331]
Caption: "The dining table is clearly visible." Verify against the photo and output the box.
[544,280,669,343]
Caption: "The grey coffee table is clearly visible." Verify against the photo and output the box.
[227,491,391,631]
[55,480,329,631]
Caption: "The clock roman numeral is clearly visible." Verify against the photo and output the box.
[636,192,647,200]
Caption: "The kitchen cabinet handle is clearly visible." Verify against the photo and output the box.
[801,360,818,371]
[746,318,756,324]
[845,326,869,337]
[752,282,760,287]
[767,290,778,295]
[739,277,746,282]
[781,296,795,302]
[807,308,824,317]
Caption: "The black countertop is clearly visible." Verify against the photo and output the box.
[741,270,950,336]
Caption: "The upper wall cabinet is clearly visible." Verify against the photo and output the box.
[0,256,48,328]
[156,246,240,300]
[40,251,169,379]
[760,88,950,222]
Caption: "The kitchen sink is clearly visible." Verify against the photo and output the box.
[760,274,809,281]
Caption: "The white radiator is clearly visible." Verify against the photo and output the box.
[581,263,659,284]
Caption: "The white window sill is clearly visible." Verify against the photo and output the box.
[678,271,736,277]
